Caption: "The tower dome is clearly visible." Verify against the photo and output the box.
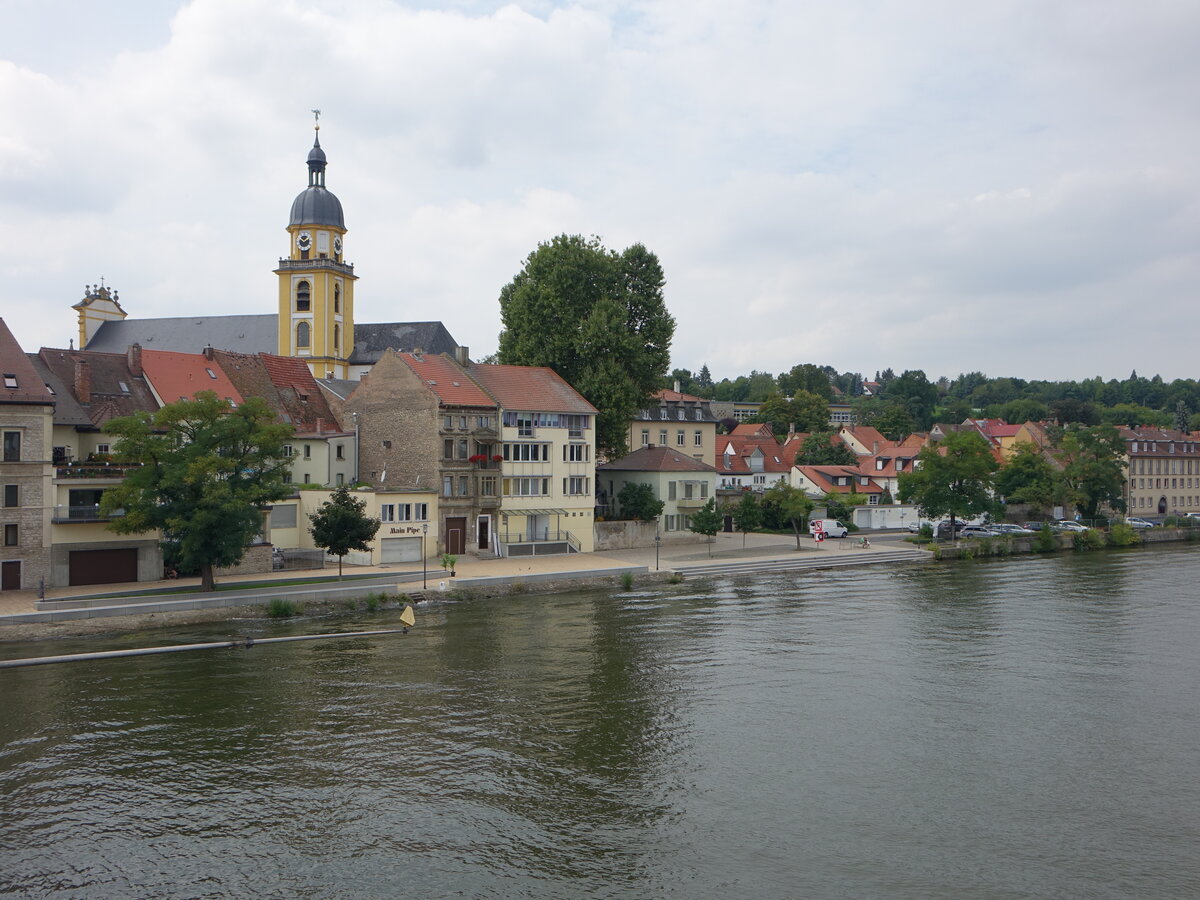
[289,133,344,229]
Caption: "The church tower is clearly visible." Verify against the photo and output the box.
[275,115,356,379]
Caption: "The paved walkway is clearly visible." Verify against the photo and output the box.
[0,531,925,623]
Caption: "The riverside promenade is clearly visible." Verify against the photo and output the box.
[0,531,928,631]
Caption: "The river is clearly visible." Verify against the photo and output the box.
[2,545,1199,898]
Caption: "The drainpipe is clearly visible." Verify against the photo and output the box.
[351,411,359,484]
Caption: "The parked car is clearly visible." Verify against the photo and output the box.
[1124,517,1155,529]
[809,519,849,538]
[1052,520,1089,533]
[934,520,967,539]
[960,525,1000,539]
[1022,521,1052,531]
[906,520,935,533]
[1185,512,1200,522]
[989,523,1038,536]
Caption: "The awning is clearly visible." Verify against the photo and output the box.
[503,508,568,516]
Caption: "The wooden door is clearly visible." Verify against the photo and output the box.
[445,517,466,555]
[1,561,20,591]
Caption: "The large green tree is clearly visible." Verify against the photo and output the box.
[309,485,381,580]
[689,497,723,555]
[994,442,1059,511]
[899,430,999,539]
[794,429,859,466]
[732,491,763,547]
[1056,425,1127,520]
[752,390,830,436]
[101,392,294,591]
[497,234,675,457]
[763,481,815,550]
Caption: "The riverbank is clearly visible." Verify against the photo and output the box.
[924,525,1200,560]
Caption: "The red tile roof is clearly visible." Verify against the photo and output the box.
[399,353,495,407]
[652,388,710,403]
[730,423,774,437]
[141,349,243,406]
[0,319,53,405]
[211,350,345,434]
[468,364,597,414]
[796,465,885,494]
[717,433,793,474]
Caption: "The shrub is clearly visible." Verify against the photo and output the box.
[1073,529,1106,551]
[267,598,297,618]
[620,571,634,591]
[959,544,975,560]
[509,578,525,595]
[365,593,380,612]
[1033,526,1058,553]
[667,573,683,584]
[1107,522,1140,547]
[919,524,933,540]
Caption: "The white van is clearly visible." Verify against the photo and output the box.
[809,519,849,538]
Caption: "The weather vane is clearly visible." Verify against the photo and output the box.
[312,108,321,131]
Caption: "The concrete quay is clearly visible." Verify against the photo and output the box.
[0,531,928,629]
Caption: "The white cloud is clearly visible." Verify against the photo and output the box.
[1,0,1198,384]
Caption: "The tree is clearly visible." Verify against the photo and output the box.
[100,392,294,591]
[732,491,762,547]
[994,442,1059,512]
[794,429,859,466]
[1056,425,1127,520]
[752,389,829,436]
[777,363,832,400]
[898,430,999,540]
[696,364,713,392]
[763,481,815,549]
[497,234,675,457]
[617,482,664,521]
[689,497,723,555]
[309,485,381,580]
[886,370,939,430]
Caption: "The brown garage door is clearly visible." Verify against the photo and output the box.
[69,548,138,586]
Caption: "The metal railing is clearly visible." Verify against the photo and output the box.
[51,505,124,523]
[495,530,580,557]
[55,463,143,480]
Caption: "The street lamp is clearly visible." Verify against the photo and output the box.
[655,520,661,571]
[422,522,429,589]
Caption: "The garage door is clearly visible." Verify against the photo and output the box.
[380,537,421,564]
[69,548,138,586]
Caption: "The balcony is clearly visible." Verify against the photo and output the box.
[676,495,707,509]
[275,257,354,275]
[55,463,143,480]
[52,505,125,523]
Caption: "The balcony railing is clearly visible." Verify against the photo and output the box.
[56,463,143,480]
[676,495,708,509]
[52,505,125,523]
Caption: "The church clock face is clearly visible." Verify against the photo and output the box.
[297,231,312,252]
[333,236,342,255]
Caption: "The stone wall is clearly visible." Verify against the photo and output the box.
[594,519,708,551]
[216,544,272,578]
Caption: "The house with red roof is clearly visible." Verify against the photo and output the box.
[598,445,719,536]
[792,465,887,504]
[715,430,794,492]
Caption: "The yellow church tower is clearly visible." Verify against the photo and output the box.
[275,114,356,379]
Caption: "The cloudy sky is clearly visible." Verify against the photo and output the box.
[2,0,1198,383]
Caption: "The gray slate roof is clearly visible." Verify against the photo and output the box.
[85,315,459,364]
[26,354,91,426]
[86,315,278,355]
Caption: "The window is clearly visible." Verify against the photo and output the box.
[502,477,550,496]
[641,430,650,447]
[481,476,497,497]
[3,432,20,462]
[669,481,677,500]
[444,415,454,430]
[564,476,589,495]
[443,476,453,497]
[565,444,588,462]
[444,439,454,459]
[296,321,311,349]
[694,431,702,447]
[270,504,297,528]
[3,484,17,507]
[676,430,685,446]
[334,284,341,313]
[517,413,533,437]
[296,281,311,311]
[3,523,16,547]
[205,368,218,380]
[302,473,310,484]
[2,374,16,389]
[335,444,344,460]
[282,445,294,458]
[659,430,668,446]
[458,439,468,460]
[333,324,340,350]
[380,504,395,522]
[304,444,311,459]
[694,409,703,421]
[95,444,110,455]
[458,476,470,496]
[414,503,429,521]
[478,416,491,429]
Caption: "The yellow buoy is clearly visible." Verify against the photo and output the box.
[399,605,416,628]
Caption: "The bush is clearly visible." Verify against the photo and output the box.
[1073,529,1106,551]
[1033,526,1058,554]
[620,571,634,591]
[919,524,933,540]
[667,573,683,584]
[267,598,297,618]
[1107,522,1140,547]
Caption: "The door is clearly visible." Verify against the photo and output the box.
[1,560,20,591]
[477,516,490,551]
[445,517,466,555]
[380,537,421,563]
[69,548,138,586]
[526,514,547,541]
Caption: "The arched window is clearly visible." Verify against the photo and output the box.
[296,281,311,312]
[334,284,341,314]
[296,321,310,349]
[333,323,340,350]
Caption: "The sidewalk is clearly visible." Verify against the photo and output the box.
[0,531,918,623]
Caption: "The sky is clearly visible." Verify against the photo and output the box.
[2,0,1199,384]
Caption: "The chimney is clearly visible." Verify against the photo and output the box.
[202,346,215,361]
[454,345,470,366]
[873,441,879,454]
[74,359,91,403]
[316,417,324,435]
[127,343,143,376]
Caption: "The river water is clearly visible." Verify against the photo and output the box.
[2,546,1200,899]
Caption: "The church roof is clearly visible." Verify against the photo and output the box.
[289,187,344,229]
[85,315,278,355]
[350,321,460,365]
